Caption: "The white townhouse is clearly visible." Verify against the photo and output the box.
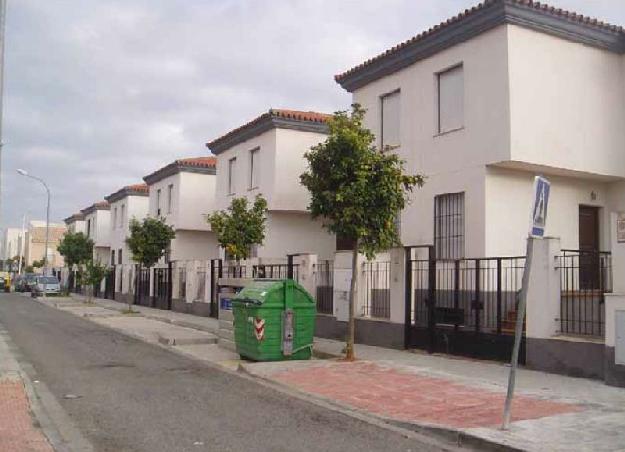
[63,212,86,235]
[104,183,149,266]
[80,201,111,264]
[335,0,625,260]
[206,109,336,259]
[143,157,219,261]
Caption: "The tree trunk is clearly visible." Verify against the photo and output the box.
[345,240,359,361]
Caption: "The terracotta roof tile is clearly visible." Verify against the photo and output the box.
[207,109,330,154]
[175,157,217,168]
[126,183,149,193]
[335,0,625,86]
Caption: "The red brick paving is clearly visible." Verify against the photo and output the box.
[0,378,53,452]
[271,361,582,428]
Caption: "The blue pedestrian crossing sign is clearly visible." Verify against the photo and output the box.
[530,176,550,237]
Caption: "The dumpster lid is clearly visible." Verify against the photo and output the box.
[232,279,314,307]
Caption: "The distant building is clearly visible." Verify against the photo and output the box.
[63,212,86,234]
[206,109,336,259]
[2,228,23,270]
[143,157,219,261]
[80,201,111,264]
[104,183,149,266]
[24,221,66,268]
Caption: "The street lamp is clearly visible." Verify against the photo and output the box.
[17,169,50,297]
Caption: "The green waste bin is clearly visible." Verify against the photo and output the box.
[232,279,316,361]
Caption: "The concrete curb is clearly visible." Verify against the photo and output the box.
[237,361,523,452]
[0,319,94,452]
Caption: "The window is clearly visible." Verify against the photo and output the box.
[434,192,465,259]
[437,64,464,134]
[120,204,125,227]
[249,148,259,189]
[111,250,115,266]
[87,219,91,237]
[118,249,122,265]
[228,157,237,194]
[381,90,400,149]
[112,208,118,230]
[156,189,162,216]
[167,184,173,214]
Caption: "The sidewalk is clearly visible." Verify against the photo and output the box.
[0,326,53,452]
[243,339,625,452]
[42,294,625,451]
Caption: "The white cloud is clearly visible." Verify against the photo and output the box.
[2,0,624,228]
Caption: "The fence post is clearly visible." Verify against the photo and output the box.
[427,246,436,353]
[525,237,561,366]
[389,247,406,325]
[297,254,317,298]
[404,247,412,348]
[497,258,502,335]
[474,259,481,333]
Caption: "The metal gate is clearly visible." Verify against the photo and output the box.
[153,264,172,310]
[405,246,527,363]
[135,266,151,307]
[104,266,116,300]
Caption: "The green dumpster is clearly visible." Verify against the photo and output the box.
[232,279,316,361]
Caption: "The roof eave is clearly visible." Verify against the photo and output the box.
[143,162,216,186]
[336,0,625,92]
[207,116,329,155]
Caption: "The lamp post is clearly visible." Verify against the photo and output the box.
[17,169,50,297]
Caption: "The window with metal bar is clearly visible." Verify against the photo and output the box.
[434,192,465,259]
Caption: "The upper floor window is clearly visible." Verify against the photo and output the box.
[167,184,174,214]
[437,64,464,134]
[87,219,91,237]
[434,192,465,260]
[249,148,259,189]
[381,90,400,149]
[120,204,125,228]
[112,208,118,230]
[118,249,122,265]
[228,157,237,195]
[156,189,162,216]
[111,249,115,266]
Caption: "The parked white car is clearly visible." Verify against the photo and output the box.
[32,276,61,295]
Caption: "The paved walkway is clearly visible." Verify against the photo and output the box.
[42,294,625,451]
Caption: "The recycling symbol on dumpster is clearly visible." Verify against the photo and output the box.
[254,317,265,341]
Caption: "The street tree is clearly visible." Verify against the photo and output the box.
[82,259,109,303]
[58,232,94,289]
[126,217,176,310]
[207,195,268,261]
[300,104,424,360]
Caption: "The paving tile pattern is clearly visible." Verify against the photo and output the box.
[0,379,52,452]
[271,361,582,428]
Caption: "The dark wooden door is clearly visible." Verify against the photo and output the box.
[579,206,599,289]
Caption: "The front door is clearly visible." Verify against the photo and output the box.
[579,206,599,289]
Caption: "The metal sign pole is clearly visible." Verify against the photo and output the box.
[502,235,534,429]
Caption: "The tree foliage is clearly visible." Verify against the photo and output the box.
[300,104,424,259]
[82,259,109,302]
[126,217,176,268]
[58,232,94,268]
[207,195,268,261]
[300,104,424,360]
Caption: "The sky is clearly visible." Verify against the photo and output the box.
[2,0,624,230]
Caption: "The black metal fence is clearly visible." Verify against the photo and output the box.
[558,250,611,338]
[153,266,172,310]
[135,267,151,306]
[363,261,391,319]
[410,254,526,334]
[252,264,300,282]
[223,264,246,278]
[316,260,333,314]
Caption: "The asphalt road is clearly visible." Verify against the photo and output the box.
[0,294,440,452]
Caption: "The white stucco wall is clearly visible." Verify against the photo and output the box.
[352,25,510,253]
[169,229,219,261]
[67,220,86,234]
[148,172,181,224]
[214,127,327,212]
[109,195,149,266]
[257,211,335,260]
[485,166,611,256]
[507,24,625,178]
[177,172,215,231]
[84,209,110,248]
[215,128,277,210]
